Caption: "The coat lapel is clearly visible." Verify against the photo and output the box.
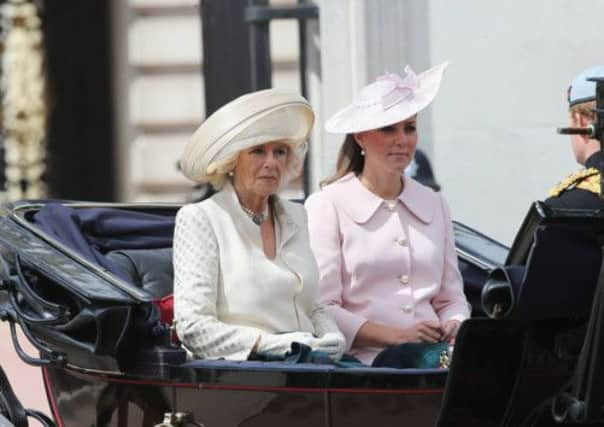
[274,199,299,248]
[212,182,263,246]
[325,174,382,224]
[213,181,301,248]
[398,176,435,224]
[326,173,436,224]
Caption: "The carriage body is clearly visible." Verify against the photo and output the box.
[2,200,600,426]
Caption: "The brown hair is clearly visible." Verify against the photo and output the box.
[570,100,596,121]
[321,134,365,187]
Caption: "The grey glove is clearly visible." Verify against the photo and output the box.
[255,332,318,357]
[314,332,346,360]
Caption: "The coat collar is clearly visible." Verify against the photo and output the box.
[272,196,299,247]
[326,173,435,224]
[585,150,604,170]
[213,181,300,246]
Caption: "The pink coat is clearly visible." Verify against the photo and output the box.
[305,173,470,364]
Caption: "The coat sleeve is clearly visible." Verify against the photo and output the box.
[173,204,263,360]
[310,303,343,337]
[305,193,367,351]
[431,195,471,323]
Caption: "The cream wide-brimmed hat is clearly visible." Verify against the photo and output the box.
[325,62,448,134]
[180,88,314,188]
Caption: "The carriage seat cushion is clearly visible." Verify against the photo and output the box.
[107,248,173,299]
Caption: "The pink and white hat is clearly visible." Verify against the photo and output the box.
[325,62,448,134]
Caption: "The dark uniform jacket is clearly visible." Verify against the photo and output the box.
[545,151,604,209]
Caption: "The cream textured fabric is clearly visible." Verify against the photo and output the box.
[173,182,343,360]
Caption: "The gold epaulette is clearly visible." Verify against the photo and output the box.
[576,172,601,195]
[548,167,600,197]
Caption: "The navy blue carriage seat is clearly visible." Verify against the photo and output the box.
[33,203,176,299]
[106,248,173,299]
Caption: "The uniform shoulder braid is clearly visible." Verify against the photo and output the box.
[548,168,600,198]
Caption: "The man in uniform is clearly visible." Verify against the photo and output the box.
[547,65,604,209]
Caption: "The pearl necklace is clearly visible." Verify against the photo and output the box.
[240,203,269,225]
[384,199,398,211]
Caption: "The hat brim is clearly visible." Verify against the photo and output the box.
[180,89,314,184]
[325,62,447,134]
[205,104,313,172]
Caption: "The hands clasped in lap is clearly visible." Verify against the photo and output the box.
[256,331,346,361]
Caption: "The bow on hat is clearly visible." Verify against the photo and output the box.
[377,66,420,110]
[324,61,447,134]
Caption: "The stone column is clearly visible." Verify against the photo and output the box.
[308,0,369,190]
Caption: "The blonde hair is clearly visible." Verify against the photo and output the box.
[207,140,308,190]
[205,155,239,190]
[179,91,313,190]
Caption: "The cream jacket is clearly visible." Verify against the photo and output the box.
[173,182,339,360]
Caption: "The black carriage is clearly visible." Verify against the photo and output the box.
[1,197,603,426]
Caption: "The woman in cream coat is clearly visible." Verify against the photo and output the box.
[174,89,345,361]
[306,63,470,367]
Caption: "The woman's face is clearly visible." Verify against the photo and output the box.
[355,116,418,174]
[233,141,289,200]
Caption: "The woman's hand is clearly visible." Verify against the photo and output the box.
[355,321,443,347]
[313,332,346,360]
[378,321,443,345]
[398,321,443,344]
[255,331,317,356]
[441,320,461,343]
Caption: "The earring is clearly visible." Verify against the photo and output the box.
[228,171,234,177]
[361,150,365,156]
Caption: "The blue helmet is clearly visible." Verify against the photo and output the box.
[568,65,604,107]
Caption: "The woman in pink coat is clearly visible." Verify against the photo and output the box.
[305,62,470,367]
